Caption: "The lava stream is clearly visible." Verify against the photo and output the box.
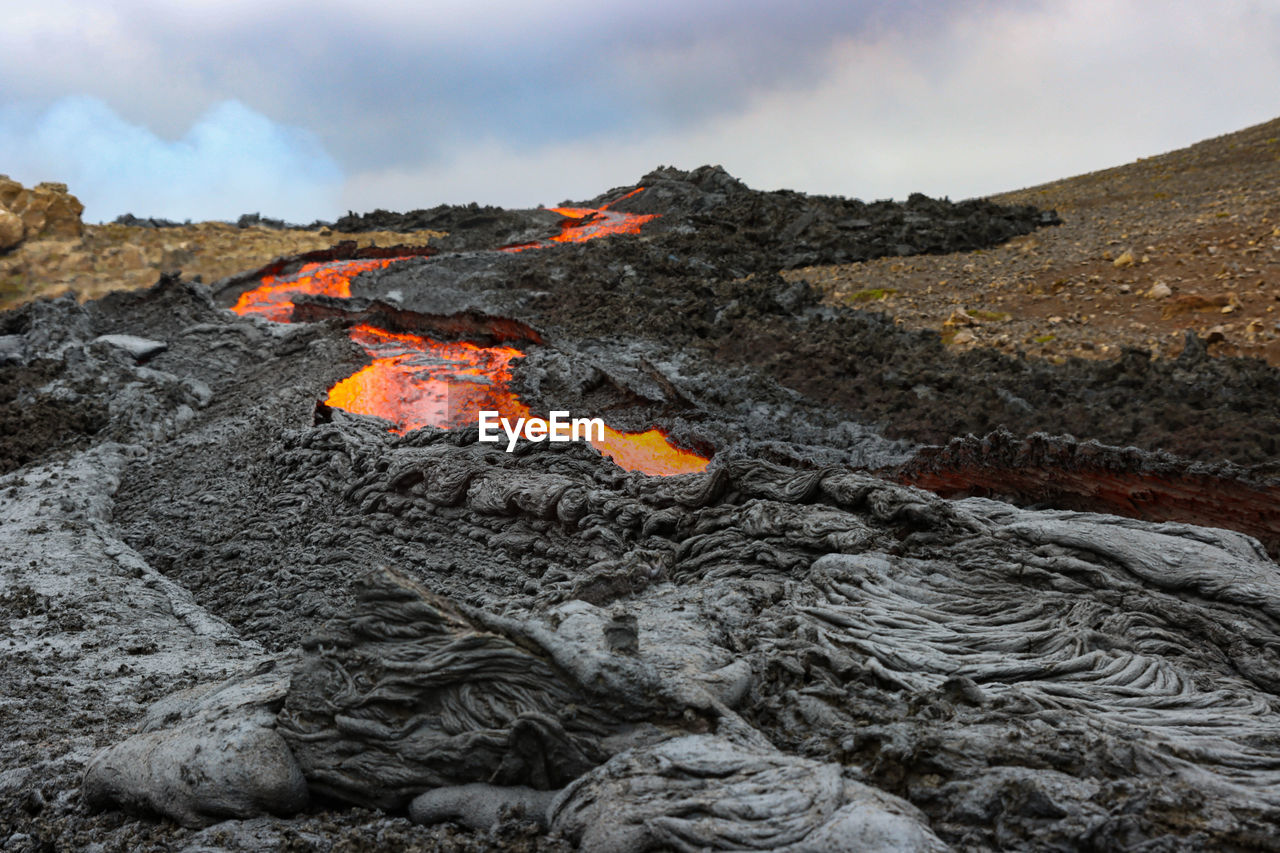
[501,188,659,252]
[322,325,706,476]
[325,325,524,435]
[230,258,404,322]
[231,195,707,477]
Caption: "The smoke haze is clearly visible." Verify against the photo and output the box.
[0,97,342,223]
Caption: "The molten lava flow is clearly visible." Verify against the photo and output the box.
[593,425,708,476]
[546,207,660,244]
[326,325,525,434]
[324,325,707,474]
[503,187,659,252]
[231,258,406,322]
[230,190,708,476]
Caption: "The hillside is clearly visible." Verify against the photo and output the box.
[7,119,1279,368]
[6,126,1280,851]
[0,187,443,312]
[790,116,1280,364]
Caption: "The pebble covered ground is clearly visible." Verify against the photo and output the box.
[789,116,1280,365]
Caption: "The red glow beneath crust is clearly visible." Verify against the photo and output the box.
[230,191,707,476]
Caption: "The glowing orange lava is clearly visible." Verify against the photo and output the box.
[231,258,406,322]
[324,326,706,474]
[594,424,708,476]
[230,192,708,476]
[503,187,659,252]
[326,325,525,434]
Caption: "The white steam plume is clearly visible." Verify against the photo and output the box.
[0,96,342,223]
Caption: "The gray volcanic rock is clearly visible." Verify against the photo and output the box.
[409,784,558,832]
[331,203,565,252]
[6,170,1280,851]
[277,567,700,811]
[83,665,307,827]
[549,735,947,852]
[86,411,1280,848]
[92,333,168,362]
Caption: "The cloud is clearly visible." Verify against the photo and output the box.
[0,0,968,175]
[341,0,1280,210]
[0,97,343,222]
[4,0,1279,219]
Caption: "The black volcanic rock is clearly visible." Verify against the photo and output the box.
[8,166,1280,852]
[326,164,1056,268]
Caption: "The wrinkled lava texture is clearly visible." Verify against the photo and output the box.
[5,165,1280,851]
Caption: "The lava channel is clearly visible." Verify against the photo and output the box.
[231,194,708,477]
[230,258,405,322]
[501,188,659,252]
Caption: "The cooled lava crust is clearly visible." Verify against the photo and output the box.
[5,164,1280,850]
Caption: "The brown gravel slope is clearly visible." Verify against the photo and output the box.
[788,116,1280,365]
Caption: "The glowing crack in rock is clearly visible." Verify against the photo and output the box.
[231,193,708,477]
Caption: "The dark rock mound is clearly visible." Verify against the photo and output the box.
[609,164,1059,269]
[332,203,565,253]
[326,165,1056,269]
[0,356,108,475]
[111,213,188,228]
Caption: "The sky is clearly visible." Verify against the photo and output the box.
[2,0,1278,223]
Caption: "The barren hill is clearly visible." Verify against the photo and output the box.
[791,116,1280,364]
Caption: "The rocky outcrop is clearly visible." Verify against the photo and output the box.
[0,175,85,247]
[0,208,22,251]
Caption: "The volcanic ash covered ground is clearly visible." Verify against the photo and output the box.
[4,161,1280,851]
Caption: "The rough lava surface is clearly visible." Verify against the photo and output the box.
[3,167,1280,851]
